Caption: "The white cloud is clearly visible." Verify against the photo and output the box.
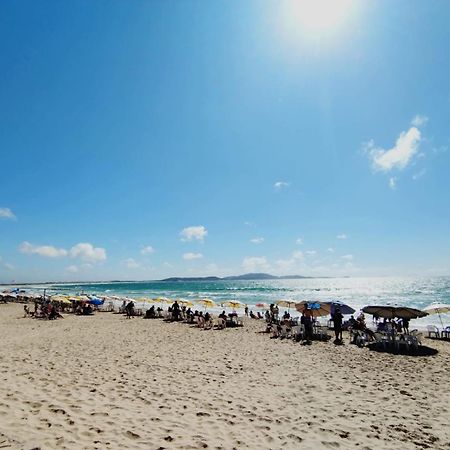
[389,177,396,190]
[0,208,16,220]
[141,246,155,255]
[411,115,428,127]
[242,256,270,272]
[341,254,354,260]
[123,258,140,269]
[366,126,421,172]
[250,237,264,244]
[274,181,290,190]
[296,238,303,245]
[327,248,334,253]
[412,168,426,180]
[69,243,106,262]
[337,234,347,240]
[180,226,208,242]
[292,250,304,260]
[66,265,79,273]
[183,252,203,260]
[305,250,317,256]
[19,241,68,258]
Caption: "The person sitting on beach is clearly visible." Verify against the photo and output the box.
[197,311,205,328]
[250,310,257,319]
[156,306,163,318]
[145,305,156,319]
[125,301,134,318]
[257,311,263,319]
[171,301,180,321]
[219,310,227,320]
[23,305,30,318]
[204,312,213,329]
[83,303,94,315]
[283,311,290,320]
[265,310,271,322]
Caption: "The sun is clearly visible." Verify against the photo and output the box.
[280,0,356,37]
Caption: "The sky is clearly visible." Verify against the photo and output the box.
[1,0,450,283]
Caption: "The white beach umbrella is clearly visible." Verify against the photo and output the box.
[423,303,450,329]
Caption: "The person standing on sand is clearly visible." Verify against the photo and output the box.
[332,306,344,344]
[245,305,249,316]
[301,305,313,345]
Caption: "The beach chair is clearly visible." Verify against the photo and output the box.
[291,325,302,341]
[427,325,440,338]
[395,335,410,352]
[406,331,423,351]
[374,332,389,350]
[441,327,450,339]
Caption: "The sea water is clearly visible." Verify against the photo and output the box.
[44,276,450,328]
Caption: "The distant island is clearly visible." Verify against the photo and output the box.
[160,273,313,282]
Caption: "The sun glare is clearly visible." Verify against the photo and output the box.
[281,0,356,38]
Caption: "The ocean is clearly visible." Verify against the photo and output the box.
[40,276,450,328]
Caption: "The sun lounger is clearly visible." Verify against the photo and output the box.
[427,325,440,338]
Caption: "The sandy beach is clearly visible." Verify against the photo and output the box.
[0,303,449,450]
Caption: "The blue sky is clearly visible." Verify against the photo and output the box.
[1,0,450,282]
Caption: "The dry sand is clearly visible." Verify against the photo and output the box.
[0,303,449,450]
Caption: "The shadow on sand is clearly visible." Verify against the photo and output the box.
[367,343,438,357]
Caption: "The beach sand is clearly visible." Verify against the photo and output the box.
[0,303,449,450]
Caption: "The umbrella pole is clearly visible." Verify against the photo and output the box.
[438,312,444,330]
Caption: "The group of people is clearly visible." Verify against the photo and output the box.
[23,300,64,320]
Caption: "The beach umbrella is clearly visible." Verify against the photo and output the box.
[88,297,104,306]
[177,299,194,307]
[222,300,245,309]
[362,305,428,320]
[136,297,153,308]
[295,301,332,317]
[326,300,355,316]
[53,296,71,304]
[153,297,170,304]
[196,298,216,309]
[423,303,450,329]
[276,299,297,312]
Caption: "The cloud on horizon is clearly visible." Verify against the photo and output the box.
[250,237,264,244]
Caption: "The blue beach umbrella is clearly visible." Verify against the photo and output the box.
[88,297,104,306]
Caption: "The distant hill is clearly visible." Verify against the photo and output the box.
[160,273,310,282]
